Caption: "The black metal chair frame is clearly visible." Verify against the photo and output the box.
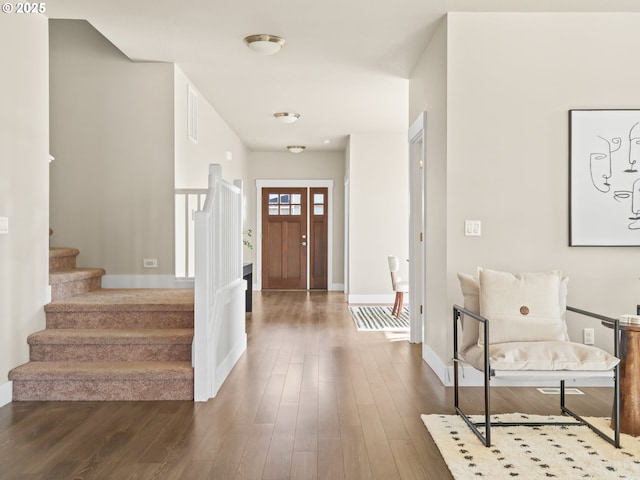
[453,304,621,448]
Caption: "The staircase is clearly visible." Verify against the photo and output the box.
[8,247,194,401]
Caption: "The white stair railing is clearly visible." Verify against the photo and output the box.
[193,164,246,401]
[174,189,206,279]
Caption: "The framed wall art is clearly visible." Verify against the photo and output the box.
[569,109,640,246]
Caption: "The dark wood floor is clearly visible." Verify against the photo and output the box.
[0,291,613,479]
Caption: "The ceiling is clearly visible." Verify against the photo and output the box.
[45,0,640,153]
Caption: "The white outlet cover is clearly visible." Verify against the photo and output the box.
[464,220,481,237]
[0,217,8,235]
[143,258,158,268]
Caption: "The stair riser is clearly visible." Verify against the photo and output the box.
[46,312,194,329]
[52,277,102,301]
[12,380,193,401]
[30,344,192,362]
[49,256,77,272]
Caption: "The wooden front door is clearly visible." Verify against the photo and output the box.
[262,188,308,289]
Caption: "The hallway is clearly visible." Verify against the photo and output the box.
[0,291,612,479]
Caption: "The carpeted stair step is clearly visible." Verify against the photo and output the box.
[45,289,194,329]
[49,268,105,301]
[8,361,193,401]
[49,247,80,272]
[27,329,193,362]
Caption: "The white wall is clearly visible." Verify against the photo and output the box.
[410,12,640,381]
[247,151,346,286]
[347,133,409,303]
[174,66,249,188]
[49,20,175,276]
[0,14,49,403]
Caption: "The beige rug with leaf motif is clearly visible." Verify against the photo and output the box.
[422,413,640,479]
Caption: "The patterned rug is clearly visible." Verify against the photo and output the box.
[348,305,409,331]
[422,413,640,479]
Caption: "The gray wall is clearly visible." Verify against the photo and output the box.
[347,133,409,302]
[0,15,49,393]
[49,20,175,275]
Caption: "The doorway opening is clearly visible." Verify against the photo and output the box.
[408,112,426,344]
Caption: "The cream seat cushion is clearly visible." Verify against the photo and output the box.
[478,268,566,345]
[461,341,619,372]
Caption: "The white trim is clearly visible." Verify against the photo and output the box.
[256,179,334,291]
[211,333,247,397]
[101,275,194,289]
[344,176,350,296]
[331,283,345,292]
[0,381,12,407]
[408,112,427,345]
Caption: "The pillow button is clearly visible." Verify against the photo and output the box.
[520,306,530,315]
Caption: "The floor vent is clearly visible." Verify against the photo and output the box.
[537,387,584,395]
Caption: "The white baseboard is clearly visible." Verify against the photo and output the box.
[423,344,613,388]
[348,293,407,304]
[211,334,247,399]
[102,275,194,289]
[0,381,12,407]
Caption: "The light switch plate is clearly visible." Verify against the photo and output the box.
[0,217,8,235]
[464,220,481,237]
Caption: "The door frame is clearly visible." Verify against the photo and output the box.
[408,112,427,344]
[256,179,334,291]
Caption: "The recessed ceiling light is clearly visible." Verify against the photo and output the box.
[243,34,286,55]
[274,112,300,124]
[286,145,306,153]
[323,139,332,144]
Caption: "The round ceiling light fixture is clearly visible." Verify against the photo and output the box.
[286,145,306,153]
[274,112,300,124]
[243,34,286,55]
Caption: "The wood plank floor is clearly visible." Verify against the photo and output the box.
[0,291,614,479]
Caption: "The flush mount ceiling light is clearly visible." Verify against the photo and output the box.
[286,145,306,153]
[243,34,286,55]
[273,112,300,124]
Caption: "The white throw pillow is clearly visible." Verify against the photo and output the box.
[457,273,480,354]
[478,268,566,345]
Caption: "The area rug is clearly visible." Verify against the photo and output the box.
[421,413,640,479]
[348,306,409,331]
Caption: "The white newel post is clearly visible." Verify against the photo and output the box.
[193,164,247,402]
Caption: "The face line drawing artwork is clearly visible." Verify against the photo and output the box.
[589,129,640,230]
[630,178,640,229]
[589,135,618,192]
[627,122,640,173]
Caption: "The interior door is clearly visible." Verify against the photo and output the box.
[262,188,308,289]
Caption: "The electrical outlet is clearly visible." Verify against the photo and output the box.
[0,217,8,235]
[143,258,158,268]
[583,328,594,345]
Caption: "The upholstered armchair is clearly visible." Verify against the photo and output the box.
[453,268,621,448]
